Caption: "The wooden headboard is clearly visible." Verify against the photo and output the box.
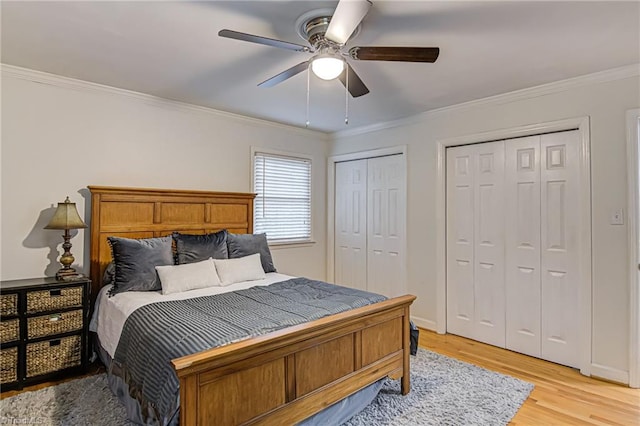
[88,186,255,302]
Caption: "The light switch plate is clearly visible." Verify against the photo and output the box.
[611,209,624,225]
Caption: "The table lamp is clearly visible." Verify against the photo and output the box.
[45,196,88,280]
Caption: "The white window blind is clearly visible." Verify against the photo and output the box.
[253,152,312,243]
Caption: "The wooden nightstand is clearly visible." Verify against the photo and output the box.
[0,276,90,390]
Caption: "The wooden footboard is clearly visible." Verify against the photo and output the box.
[172,294,416,425]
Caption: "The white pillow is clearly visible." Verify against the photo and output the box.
[213,253,266,286]
[155,258,221,295]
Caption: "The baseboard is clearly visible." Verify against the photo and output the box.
[411,316,438,332]
[590,363,630,385]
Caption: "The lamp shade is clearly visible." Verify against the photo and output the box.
[45,197,87,230]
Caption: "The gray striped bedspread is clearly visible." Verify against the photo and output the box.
[111,277,387,425]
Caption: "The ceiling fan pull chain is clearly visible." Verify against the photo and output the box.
[306,64,311,128]
[345,65,349,125]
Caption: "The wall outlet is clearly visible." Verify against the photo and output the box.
[611,209,624,225]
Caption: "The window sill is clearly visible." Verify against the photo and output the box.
[268,240,316,250]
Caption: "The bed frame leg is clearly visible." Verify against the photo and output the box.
[401,372,410,395]
[401,307,411,395]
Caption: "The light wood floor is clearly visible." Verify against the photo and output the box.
[420,329,640,425]
[3,330,639,425]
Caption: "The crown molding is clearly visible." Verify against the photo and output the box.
[333,63,640,139]
[4,62,638,142]
[0,64,330,141]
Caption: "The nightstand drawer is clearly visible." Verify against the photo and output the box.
[1,293,18,316]
[1,347,18,384]
[28,310,83,339]
[0,318,20,344]
[26,286,83,313]
[26,335,81,378]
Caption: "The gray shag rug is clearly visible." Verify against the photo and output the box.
[1,349,533,425]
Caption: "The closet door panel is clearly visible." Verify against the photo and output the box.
[473,142,506,347]
[505,136,542,357]
[367,155,405,298]
[540,131,580,368]
[335,160,368,291]
[446,146,476,339]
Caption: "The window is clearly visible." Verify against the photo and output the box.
[253,151,312,243]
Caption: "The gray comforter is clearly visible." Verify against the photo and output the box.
[111,277,386,425]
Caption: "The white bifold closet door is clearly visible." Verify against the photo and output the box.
[505,132,581,367]
[335,159,368,291]
[504,136,542,358]
[446,141,506,348]
[335,155,406,298]
[447,130,581,369]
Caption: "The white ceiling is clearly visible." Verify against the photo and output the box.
[2,1,639,133]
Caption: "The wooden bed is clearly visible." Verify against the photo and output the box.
[88,185,416,426]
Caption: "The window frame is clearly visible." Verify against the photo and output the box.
[250,147,314,247]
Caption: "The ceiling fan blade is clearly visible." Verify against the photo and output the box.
[325,0,372,45]
[219,29,309,52]
[338,63,370,98]
[258,61,310,87]
[349,46,440,62]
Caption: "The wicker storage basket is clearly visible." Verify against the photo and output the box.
[26,335,81,378]
[26,287,83,313]
[27,310,83,339]
[0,293,18,316]
[0,318,19,343]
[1,346,18,384]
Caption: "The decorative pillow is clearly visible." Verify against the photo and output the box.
[226,233,276,273]
[213,253,266,286]
[102,262,115,286]
[155,258,221,295]
[107,236,174,296]
[173,230,228,264]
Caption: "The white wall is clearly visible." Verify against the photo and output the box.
[329,71,639,379]
[3,64,637,381]
[0,67,329,282]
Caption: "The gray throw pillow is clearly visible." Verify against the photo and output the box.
[173,230,228,264]
[103,262,115,286]
[226,233,276,273]
[107,236,174,296]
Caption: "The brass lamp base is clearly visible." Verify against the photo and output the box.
[54,230,84,281]
[55,267,84,281]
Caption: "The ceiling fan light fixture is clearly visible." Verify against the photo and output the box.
[311,55,344,80]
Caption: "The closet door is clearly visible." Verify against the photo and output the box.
[473,142,506,347]
[446,145,477,339]
[335,160,368,290]
[540,131,581,368]
[505,136,542,358]
[448,131,583,368]
[367,155,406,297]
[447,142,505,343]
[505,130,581,368]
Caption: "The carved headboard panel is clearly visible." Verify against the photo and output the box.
[88,186,255,302]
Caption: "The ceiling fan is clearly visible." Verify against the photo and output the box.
[218,0,440,98]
